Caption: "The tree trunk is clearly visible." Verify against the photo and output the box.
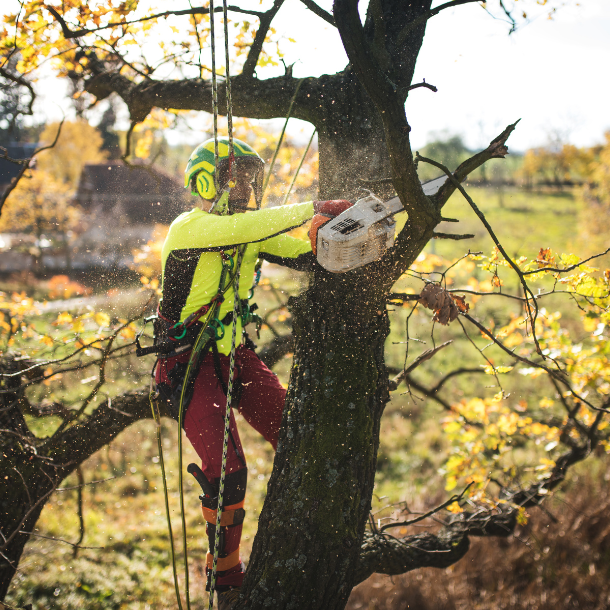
[312,71,396,202]
[239,270,390,609]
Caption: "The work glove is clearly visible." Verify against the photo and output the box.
[309,199,353,255]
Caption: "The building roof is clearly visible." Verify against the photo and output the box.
[74,160,188,224]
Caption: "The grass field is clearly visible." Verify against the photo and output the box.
[5,185,610,609]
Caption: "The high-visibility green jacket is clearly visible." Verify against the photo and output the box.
[160,202,314,354]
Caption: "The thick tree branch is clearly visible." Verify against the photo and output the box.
[42,389,152,475]
[333,0,439,232]
[356,425,601,585]
[355,529,469,585]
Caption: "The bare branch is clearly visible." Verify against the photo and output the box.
[398,0,483,45]
[56,476,116,492]
[380,483,474,532]
[432,120,520,207]
[300,0,336,26]
[0,118,65,217]
[242,0,287,80]
[432,232,474,240]
[45,4,264,40]
[18,531,102,551]
[389,341,452,390]
[406,80,437,93]
[417,150,545,356]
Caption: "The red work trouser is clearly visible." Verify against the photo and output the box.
[155,345,286,589]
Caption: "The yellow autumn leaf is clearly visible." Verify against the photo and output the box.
[55,312,73,325]
[120,325,137,341]
[94,312,111,327]
[39,335,54,347]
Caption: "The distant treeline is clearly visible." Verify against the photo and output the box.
[415,132,610,191]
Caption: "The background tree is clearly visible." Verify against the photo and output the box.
[1,2,607,610]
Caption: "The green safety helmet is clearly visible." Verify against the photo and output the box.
[184,136,265,209]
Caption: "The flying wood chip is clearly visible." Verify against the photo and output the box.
[418,283,461,325]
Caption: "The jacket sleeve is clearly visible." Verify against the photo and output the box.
[166,201,315,250]
[258,233,316,271]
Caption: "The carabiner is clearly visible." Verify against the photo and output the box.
[171,323,187,341]
[209,318,225,341]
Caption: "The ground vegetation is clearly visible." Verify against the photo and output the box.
[1,1,609,609]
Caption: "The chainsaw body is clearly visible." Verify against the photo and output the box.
[315,176,448,273]
[316,193,403,273]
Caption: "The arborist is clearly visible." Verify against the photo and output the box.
[153,136,352,608]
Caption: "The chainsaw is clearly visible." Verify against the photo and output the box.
[316,175,447,273]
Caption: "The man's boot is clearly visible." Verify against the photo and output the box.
[188,464,247,593]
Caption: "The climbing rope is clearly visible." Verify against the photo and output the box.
[222,0,235,176]
[208,245,245,609]
[261,78,306,204]
[150,387,184,610]
[281,128,316,206]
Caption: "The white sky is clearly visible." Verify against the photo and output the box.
[8,0,610,152]
[271,0,610,151]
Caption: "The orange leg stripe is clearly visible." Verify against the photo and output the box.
[201,500,245,526]
[206,548,240,571]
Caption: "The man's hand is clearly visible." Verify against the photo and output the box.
[309,199,354,255]
[313,199,353,216]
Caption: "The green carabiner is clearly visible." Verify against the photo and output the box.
[209,318,225,341]
[172,323,187,341]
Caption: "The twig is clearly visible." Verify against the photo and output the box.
[432,232,474,240]
[389,341,452,390]
[521,246,610,276]
[56,475,116,492]
[407,80,437,93]
[46,4,264,39]
[18,531,103,551]
[416,152,545,357]
[73,466,85,556]
[380,483,474,532]
[0,118,65,217]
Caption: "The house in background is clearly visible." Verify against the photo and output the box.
[67,160,189,269]
[0,158,189,273]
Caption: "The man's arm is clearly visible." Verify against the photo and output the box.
[259,233,316,271]
[166,201,315,251]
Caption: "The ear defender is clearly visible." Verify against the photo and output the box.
[196,170,216,200]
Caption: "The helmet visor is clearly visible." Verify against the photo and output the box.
[217,156,265,211]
